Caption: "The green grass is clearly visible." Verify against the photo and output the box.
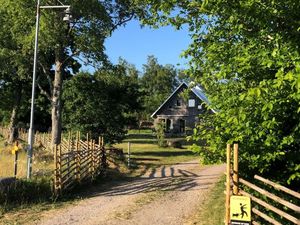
[189,176,225,225]
[114,142,197,166]
[0,139,54,178]
[126,129,154,134]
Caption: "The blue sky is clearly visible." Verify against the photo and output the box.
[104,19,192,72]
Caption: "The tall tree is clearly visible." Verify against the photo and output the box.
[1,0,139,146]
[63,64,141,143]
[0,0,33,143]
[140,55,179,119]
[134,0,300,186]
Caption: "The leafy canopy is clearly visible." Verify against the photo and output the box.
[134,0,300,186]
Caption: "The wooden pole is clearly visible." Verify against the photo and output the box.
[128,142,131,168]
[14,151,19,177]
[86,133,89,145]
[54,145,58,195]
[58,145,62,192]
[67,131,71,178]
[92,140,96,178]
[225,144,231,224]
[233,143,239,195]
[76,131,81,182]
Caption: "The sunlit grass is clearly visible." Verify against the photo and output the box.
[114,142,198,166]
[0,138,54,178]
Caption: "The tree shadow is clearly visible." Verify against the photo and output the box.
[85,164,222,198]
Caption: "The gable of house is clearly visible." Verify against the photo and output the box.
[151,82,212,134]
[151,82,211,118]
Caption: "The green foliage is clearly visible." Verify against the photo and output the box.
[139,56,179,119]
[0,0,140,141]
[155,122,167,147]
[63,64,141,143]
[135,0,300,187]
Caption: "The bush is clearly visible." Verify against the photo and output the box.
[155,122,167,147]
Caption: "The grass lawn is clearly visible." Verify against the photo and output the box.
[0,137,54,178]
[115,142,198,165]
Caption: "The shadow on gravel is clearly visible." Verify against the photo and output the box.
[86,166,222,198]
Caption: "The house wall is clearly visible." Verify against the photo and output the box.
[153,85,207,135]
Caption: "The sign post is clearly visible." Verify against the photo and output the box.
[12,142,20,177]
[230,195,251,225]
[128,142,131,168]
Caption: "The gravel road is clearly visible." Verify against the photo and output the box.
[34,161,225,225]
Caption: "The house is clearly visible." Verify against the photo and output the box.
[151,82,214,135]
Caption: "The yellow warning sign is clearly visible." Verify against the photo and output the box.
[11,145,19,155]
[230,195,251,225]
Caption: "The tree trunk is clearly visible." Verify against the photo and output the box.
[51,48,64,147]
[8,84,22,144]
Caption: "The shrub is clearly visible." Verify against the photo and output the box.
[155,122,167,147]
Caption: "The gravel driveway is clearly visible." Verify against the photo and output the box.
[34,160,225,225]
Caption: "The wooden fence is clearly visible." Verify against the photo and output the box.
[225,144,300,225]
[1,127,111,193]
[53,133,107,195]
[0,126,79,151]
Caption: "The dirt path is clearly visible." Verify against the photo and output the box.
[34,161,225,225]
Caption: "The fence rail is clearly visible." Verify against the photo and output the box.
[225,144,300,225]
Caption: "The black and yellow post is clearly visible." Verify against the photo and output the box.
[12,141,20,177]
[226,143,252,225]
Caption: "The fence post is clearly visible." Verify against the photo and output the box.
[76,131,81,182]
[91,140,95,179]
[128,142,131,168]
[233,143,239,195]
[14,151,19,178]
[54,145,61,195]
[100,137,106,175]
[58,145,62,192]
[225,144,231,225]
[66,132,71,178]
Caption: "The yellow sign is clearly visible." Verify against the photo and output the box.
[230,195,251,225]
[11,145,19,155]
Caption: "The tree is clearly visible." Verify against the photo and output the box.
[139,56,179,120]
[0,0,139,146]
[0,0,33,143]
[63,64,141,143]
[134,1,300,186]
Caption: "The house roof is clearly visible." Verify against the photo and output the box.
[151,82,215,118]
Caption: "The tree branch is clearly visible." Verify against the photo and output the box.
[110,13,135,35]
[39,62,54,97]
[36,76,52,102]
[62,49,80,66]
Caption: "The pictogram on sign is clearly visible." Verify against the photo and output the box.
[230,195,251,225]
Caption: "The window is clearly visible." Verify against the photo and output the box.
[198,105,202,110]
[188,99,195,107]
[176,99,181,106]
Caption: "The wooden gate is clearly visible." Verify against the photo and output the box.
[225,144,300,225]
